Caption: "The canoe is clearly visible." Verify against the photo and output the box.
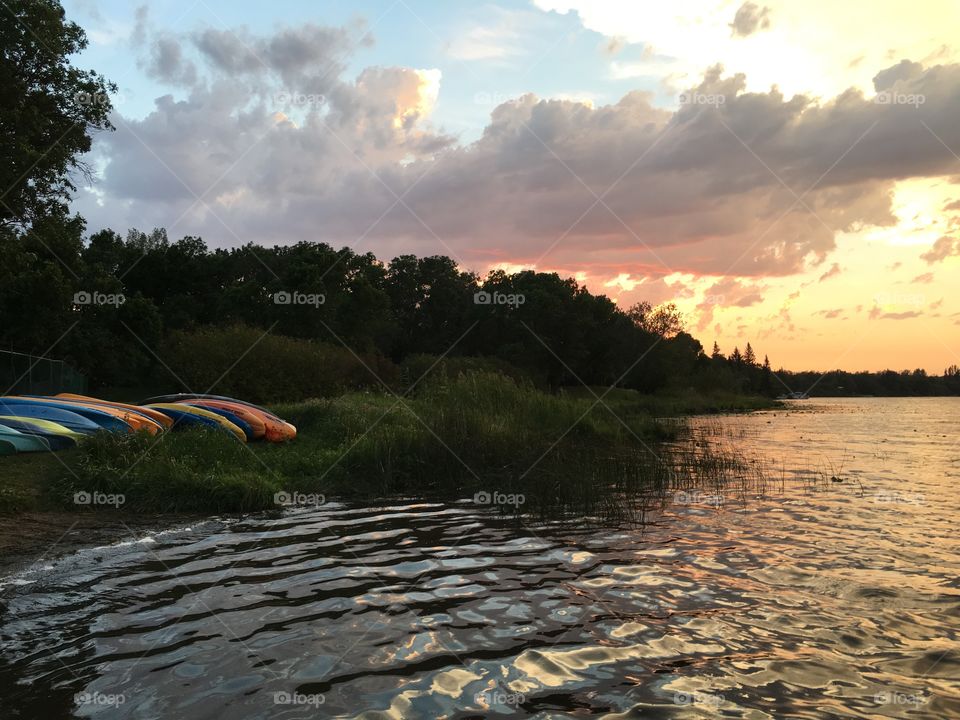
[0,438,16,455]
[55,394,175,430]
[145,404,246,442]
[0,425,53,453]
[0,402,102,434]
[0,418,82,448]
[178,400,271,440]
[17,396,162,435]
[1,397,132,433]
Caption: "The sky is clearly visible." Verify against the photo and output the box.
[62,0,960,373]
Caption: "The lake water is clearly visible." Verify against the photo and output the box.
[1,398,958,718]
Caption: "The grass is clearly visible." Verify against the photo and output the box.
[9,372,775,520]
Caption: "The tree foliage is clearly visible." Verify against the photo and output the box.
[0,0,115,227]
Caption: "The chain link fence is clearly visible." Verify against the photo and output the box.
[0,350,88,396]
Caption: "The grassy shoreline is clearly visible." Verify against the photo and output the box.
[2,372,778,518]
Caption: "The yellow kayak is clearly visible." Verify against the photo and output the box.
[145,404,247,442]
[0,416,87,440]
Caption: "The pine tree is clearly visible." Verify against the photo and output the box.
[711,341,723,360]
[744,342,756,366]
[730,346,743,364]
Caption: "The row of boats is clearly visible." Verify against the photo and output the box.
[0,393,297,454]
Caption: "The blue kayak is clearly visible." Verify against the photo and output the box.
[0,402,101,434]
[0,397,131,433]
[189,406,255,441]
[0,421,76,450]
[146,407,223,431]
[0,425,52,453]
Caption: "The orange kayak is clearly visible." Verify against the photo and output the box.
[56,394,174,430]
[11,396,162,434]
[179,399,295,442]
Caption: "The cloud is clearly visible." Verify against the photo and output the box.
[920,235,959,263]
[945,199,960,211]
[818,263,842,281]
[729,2,772,37]
[75,19,960,291]
[817,308,844,319]
[878,310,923,320]
[694,277,765,329]
[911,272,935,283]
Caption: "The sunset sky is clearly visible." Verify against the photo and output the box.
[65,0,960,373]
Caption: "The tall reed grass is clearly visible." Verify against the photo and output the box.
[59,371,767,519]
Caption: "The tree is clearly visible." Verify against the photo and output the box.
[744,342,756,366]
[711,341,723,360]
[0,0,115,227]
[626,301,684,338]
[730,346,743,365]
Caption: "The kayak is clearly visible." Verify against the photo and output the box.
[146,396,294,442]
[141,393,275,416]
[0,402,102,434]
[18,396,161,435]
[178,400,274,441]
[139,406,221,431]
[1,397,132,433]
[0,418,82,448]
[177,404,256,441]
[0,425,53,453]
[145,404,246,442]
[55,394,175,430]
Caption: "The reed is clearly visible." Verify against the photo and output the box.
[48,371,768,519]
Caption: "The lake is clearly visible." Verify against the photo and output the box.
[1,398,958,718]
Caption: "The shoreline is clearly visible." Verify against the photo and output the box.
[0,385,781,576]
[0,511,208,579]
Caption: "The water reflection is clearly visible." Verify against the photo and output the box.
[1,398,959,718]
